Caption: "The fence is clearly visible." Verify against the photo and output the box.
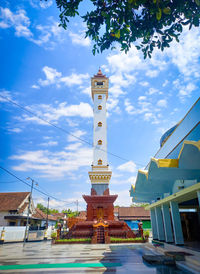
[0,226,55,243]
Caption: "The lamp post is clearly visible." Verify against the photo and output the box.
[23,177,35,246]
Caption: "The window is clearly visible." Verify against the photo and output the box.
[97,82,103,86]
[98,105,102,110]
[98,122,102,127]
[98,95,102,99]
[98,140,102,145]
[98,159,102,165]
[9,222,16,226]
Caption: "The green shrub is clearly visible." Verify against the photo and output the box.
[55,238,91,242]
[143,230,150,238]
[51,232,57,239]
[110,237,143,242]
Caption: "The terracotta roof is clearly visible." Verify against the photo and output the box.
[51,212,66,220]
[118,207,150,220]
[78,211,87,219]
[18,202,29,213]
[33,208,57,221]
[0,192,30,211]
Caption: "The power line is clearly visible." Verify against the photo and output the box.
[0,166,77,207]
[0,94,145,167]
[0,180,19,183]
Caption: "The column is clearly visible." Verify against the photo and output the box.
[150,208,158,240]
[155,206,165,241]
[170,201,184,245]
[162,204,173,243]
[197,190,200,206]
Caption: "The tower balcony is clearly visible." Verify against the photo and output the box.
[88,171,112,183]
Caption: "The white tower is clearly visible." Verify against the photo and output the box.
[88,69,112,195]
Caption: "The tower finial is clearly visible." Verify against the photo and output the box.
[98,67,102,75]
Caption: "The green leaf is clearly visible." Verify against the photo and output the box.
[115,29,121,39]
[163,7,171,15]
[156,8,162,20]
[195,0,200,6]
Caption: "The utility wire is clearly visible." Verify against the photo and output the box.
[0,166,77,206]
[0,94,145,167]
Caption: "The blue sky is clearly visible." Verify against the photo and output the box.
[0,0,200,211]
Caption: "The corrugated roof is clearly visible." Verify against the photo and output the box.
[118,207,150,219]
[0,192,30,211]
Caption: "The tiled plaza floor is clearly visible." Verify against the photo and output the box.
[0,241,193,273]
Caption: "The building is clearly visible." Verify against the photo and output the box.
[0,192,40,227]
[33,208,57,228]
[67,69,135,243]
[115,207,151,231]
[130,97,200,245]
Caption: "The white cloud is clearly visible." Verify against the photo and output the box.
[65,142,82,150]
[30,0,53,9]
[0,90,13,102]
[69,31,91,47]
[166,27,200,78]
[173,79,197,100]
[0,7,32,38]
[124,96,161,124]
[178,83,196,98]
[0,7,67,49]
[31,84,40,89]
[139,81,149,87]
[145,69,159,78]
[147,88,159,95]
[157,99,167,108]
[18,101,93,126]
[162,80,169,87]
[117,161,137,173]
[111,189,132,206]
[11,144,92,178]
[37,66,89,88]
[138,96,147,101]
[39,0,53,8]
[124,98,135,115]
[127,176,136,185]
[40,141,58,146]
[38,66,62,86]
[8,128,22,133]
[67,130,86,142]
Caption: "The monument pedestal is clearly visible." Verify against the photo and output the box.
[67,192,136,243]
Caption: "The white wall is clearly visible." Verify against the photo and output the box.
[93,93,108,166]
[0,226,26,242]
[0,212,9,226]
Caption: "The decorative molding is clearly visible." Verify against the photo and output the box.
[88,171,112,183]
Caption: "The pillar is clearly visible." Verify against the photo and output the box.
[155,206,165,241]
[197,190,200,207]
[150,208,158,240]
[170,201,184,245]
[161,204,173,243]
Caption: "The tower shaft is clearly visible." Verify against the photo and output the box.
[88,69,112,195]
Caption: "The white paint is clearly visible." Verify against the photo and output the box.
[93,93,108,166]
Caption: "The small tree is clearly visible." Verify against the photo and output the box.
[44,0,200,58]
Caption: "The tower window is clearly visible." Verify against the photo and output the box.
[98,122,102,127]
[98,95,102,99]
[98,140,102,145]
[97,82,103,86]
[98,105,102,110]
[98,159,102,165]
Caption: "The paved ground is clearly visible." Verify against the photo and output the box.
[0,241,192,273]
